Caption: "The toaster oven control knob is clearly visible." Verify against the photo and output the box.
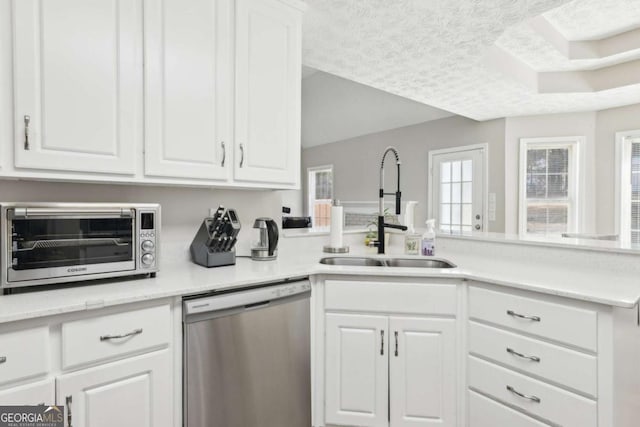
[141,240,155,252]
[141,253,155,266]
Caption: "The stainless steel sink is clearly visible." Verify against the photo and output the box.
[384,258,456,268]
[319,257,456,268]
[319,257,386,267]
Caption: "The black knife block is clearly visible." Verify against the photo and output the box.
[190,218,236,268]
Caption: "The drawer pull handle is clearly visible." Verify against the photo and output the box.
[506,385,541,403]
[507,347,541,362]
[66,395,72,427]
[507,310,541,322]
[380,330,384,356]
[100,328,143,341]
[0,356,6,364]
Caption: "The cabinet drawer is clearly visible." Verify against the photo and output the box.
[468,321,597,397]
[468,286,597,352]
[469,390,549,427]
[325,280,457,315]
[0,326,49,386]
[61,304,171,370]
[0,378,55,405]
[468,356,596,427]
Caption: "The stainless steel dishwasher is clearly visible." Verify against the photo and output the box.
[183,279,312,427]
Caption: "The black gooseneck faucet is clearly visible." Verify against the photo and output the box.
[373,146,407,254]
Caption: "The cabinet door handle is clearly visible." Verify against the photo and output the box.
[221,141,226,167]
[507,347,541,362]
[506,385,541,403]
[100,328,143,341]
[394,331,399,357]
[24,115,31,150]
[380,330,384,356]
[66,395,73,427]
[0,356,6,364]
[507,310,541,322]
[239,143,245,168]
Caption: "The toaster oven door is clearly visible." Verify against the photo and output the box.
[6,208,136,284]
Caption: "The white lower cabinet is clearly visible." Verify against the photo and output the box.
[390,317,456,427]
[57,350,172,427]
[325,313,389,427]
[0,378,55,405]
[325,312,456,427]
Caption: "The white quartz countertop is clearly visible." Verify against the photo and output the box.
[1,241,640,324]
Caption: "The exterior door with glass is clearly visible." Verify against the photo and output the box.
[430,147,485,233]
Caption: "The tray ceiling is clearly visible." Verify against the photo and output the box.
[302,0,640,121]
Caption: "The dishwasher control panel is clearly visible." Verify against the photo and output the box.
[183,279,311,316]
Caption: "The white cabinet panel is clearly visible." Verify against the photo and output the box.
[0,379,55,405]
[234,0,301,185]
[57,350,172,427]
[325,313,388,427]
[12,0,141,175]
[0,326,49,386]
[144,0,231,180]
[468,390,549,427]
[468,355,596,427]
[389,317,456,427]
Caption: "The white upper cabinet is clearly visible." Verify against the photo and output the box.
[144,0,232,180]
[12,0,141,175]
[234,0,302,186]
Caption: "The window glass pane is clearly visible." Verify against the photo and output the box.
[527,149,547,173]
[451,161,461,182]
[451,204,461,225]
[548,149,569,173]
[462,204,472,225]
[462,160,472,181]
[547,174,568,198]
[526,204,568,234]
[441,162,451,183]
[462,182,472,203]
[315,171,333,200]
[451,183,461,203]
[527,175,546,198]
[440,204,451,225]
[630,141,640,243]
[632,172,640,201]
[441,183,451,203]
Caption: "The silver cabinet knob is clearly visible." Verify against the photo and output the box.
[475,224,481,230]
[141,253,155,266]
[141,240,155,252]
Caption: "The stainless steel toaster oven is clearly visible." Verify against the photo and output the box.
[1,203,159,289]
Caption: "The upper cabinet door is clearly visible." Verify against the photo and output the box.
[144,0,231,180]
[389,317,457,427]
[234,0,302,186]
[12,0,141,175]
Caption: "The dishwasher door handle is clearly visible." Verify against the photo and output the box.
[244,300,271,311]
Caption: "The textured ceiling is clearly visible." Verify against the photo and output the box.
[302,0,640,121]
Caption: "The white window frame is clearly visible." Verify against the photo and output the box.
[427,143,489,232]
[615,129,640,245]
[307,165,334,230]
[518,136,582,236]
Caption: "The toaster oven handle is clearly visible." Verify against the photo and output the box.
[9,208,134,219]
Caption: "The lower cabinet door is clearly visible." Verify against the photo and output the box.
[57,350,172,427]
[389,317,456,427]
[325,313,389,427]
[0,378,55,405]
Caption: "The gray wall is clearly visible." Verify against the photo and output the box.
[302,116,506,231]
[595,103,640,234]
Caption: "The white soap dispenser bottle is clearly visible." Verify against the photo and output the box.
[421,219,436,256]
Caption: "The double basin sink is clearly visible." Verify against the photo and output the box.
[319,256,456,269]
